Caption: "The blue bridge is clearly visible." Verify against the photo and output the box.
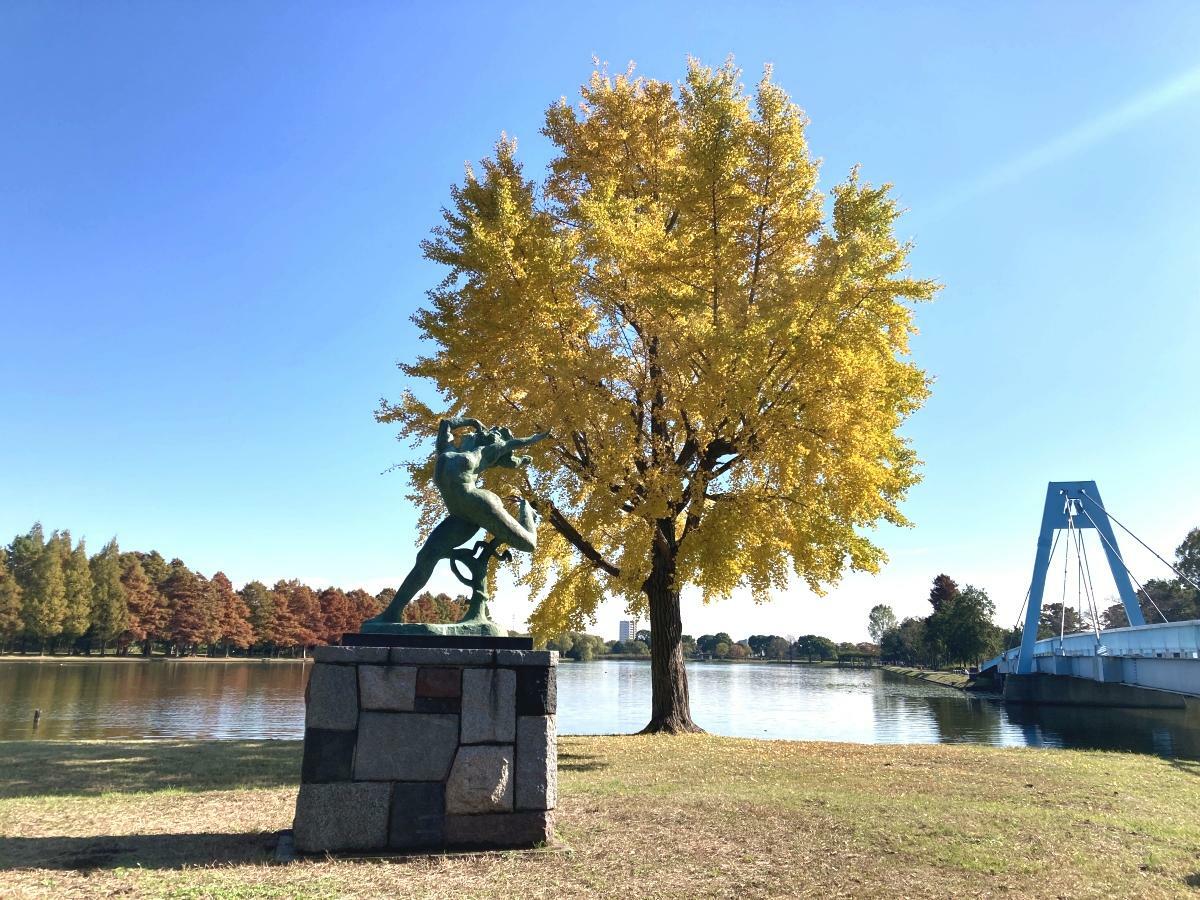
[982,481,1200,707]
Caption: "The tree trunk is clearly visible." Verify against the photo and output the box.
[639,530,703,734]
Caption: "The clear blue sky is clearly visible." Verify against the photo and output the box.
[2,2,1198,641]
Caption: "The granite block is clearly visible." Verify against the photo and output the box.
[516,666,557,716]
[312,645,390,664]
[358,665,417,711]
[389,782,445,849]
[293,782,391,853]
[445,744,514,814]
[354,712,459,781]
[515,715,557,810]
[461,667,516,744]
[444,811,553,848]
[416,666,462,698]
[390,647,494,666]
[495,649,558,667]
[305,663,358,731]
[300,727,356,783]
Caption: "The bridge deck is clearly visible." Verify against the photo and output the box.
[984,620,1200,698]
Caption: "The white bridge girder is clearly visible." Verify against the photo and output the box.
[984,620,1200,697]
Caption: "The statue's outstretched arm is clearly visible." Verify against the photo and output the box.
[482,431,550,469]
[503,431,551,451]
[494,453,532,470]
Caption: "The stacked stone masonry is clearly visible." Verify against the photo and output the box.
[293,646,557,853]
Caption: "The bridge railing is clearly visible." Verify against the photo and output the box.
[984,619,1200,673]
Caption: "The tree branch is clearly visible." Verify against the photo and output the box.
[530,497,621,578]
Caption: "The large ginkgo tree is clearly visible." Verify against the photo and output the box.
[381,59,936,733]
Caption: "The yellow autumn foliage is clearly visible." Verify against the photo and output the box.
[380,58,936,642]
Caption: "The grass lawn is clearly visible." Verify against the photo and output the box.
[0,737,1197,898]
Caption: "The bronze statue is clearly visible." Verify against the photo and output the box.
[362,417,548,635]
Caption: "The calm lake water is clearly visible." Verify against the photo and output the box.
[1,658,1197,759]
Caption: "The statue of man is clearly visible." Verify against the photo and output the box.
[365,417,548,626]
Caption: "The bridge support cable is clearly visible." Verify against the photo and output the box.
[1008,586,1031,653]
[1077,505,1170,624]
[1060,510,1073,642]
[1066,499,1102,637]
[1079,489,1200,593]
[1071,524,1103,638]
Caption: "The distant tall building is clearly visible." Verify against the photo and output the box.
[619,619,639,642]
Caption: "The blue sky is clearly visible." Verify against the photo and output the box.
[2,2,1198,641]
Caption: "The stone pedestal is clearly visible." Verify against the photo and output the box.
[292,643,557,853]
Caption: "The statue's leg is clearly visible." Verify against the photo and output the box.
[454,489,539,553]
[366,515,479,624]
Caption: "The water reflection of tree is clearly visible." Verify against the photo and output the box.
[925,696,1008,745]
[0,661,310,741]
[1005,703,1200,760]
[871,672,1007,745]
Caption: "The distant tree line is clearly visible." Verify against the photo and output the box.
[0,523,462,656]
[545,629,879,663]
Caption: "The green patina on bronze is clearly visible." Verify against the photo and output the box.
[362,417,548,637]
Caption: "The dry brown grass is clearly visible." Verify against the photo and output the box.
[0,736,1197,898]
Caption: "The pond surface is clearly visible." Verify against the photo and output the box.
[1,658,1197,759]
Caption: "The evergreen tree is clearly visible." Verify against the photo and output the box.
[941,584,1000,666]
[131,551,172,654]
[1037,602,1089,639]
[1175,528,1200,588]
[136,550,171,588]
[317,587,358,643]
[61,535,95,645]
[119,553,165,653]
[1137,578,1198,623]
[374,587,396,612]
[927,574,960,613]
[404,591,438,624]
[0,554,23,648]
[211,572,254,654]
[239,580,275,648]
[792,634,837,662]
[880,617,926,665]
[89,538,127,653]
[273,580,323,651]
[766,636,791,659]
[25,530,68,651]
[162,561,215,655]
[7,523,45,592]
[747,635,773,658]
[267,581,302,653]
[347,588,380,626]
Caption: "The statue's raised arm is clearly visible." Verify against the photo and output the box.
[436,415,484,451]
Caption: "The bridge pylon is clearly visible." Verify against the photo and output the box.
[1015,481,1145,675]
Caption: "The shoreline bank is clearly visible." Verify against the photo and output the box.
[882,665,998,692]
